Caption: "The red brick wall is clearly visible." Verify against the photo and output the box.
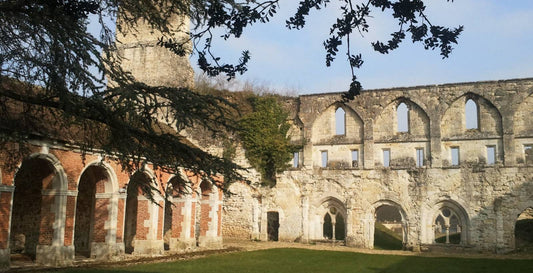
[217,204,222,236]
[200,203,211,236]
[64,195,76,246]
[135,200,149,240]
[190,202,196,238]
[117,198,125,243]
[157,200,164,240]
[93,199,110,243]
[0,192,12,249]
[171,201,184,238]
[39,195,55,245]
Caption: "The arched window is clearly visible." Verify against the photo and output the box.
[397,102,409,132]
[335,107,346,135]
[465,99,479,129]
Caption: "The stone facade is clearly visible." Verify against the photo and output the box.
[223,78,533,253]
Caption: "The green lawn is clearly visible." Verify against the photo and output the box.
[55,248,533,273]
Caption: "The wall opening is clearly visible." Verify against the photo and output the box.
[351,150,359,168]
[434,208,462,244]
[416,148,424,167]
[267,211,279,241]
[293,152,300,168]
[321,151,328,168]
[10,158,51,260]
[451,147,460,166]
[196,180,212,243]
[465,99,479,129]
[382,149,390,167]
[374,205,403,250]
[515,207,533,251]
[335,107,346,135]
[486,146,496,165]
[397,102,409,132]
[74,166,109,257]
[322,207,345,241]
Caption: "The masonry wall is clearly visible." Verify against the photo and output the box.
[222,78,533,252]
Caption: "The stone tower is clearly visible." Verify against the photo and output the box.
[114,14,194,88]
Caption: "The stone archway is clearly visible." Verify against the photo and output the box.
[312,197,347,242]
[367,200,409,250]
[429,200,469,245]
[514,207,533,251]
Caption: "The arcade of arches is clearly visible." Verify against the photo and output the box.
[0,149,223,267]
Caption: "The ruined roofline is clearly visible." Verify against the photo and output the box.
[299,77,533,97]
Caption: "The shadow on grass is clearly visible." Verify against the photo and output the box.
[374,223,403,250]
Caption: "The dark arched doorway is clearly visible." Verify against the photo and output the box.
[374,205,403,250]
[515,207,533,251]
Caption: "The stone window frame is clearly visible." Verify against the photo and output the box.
[335,107,346,136]
[450,146,460,166]
[396,101,410,133]
[486,145,496,165]
[382,148,391,167]
[465,97,480,130]
[415,147,424,167]
[321,150,328,168]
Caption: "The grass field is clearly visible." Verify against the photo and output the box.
[55,248,533,273]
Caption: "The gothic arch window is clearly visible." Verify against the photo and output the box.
[465,99,479,129]
[397,102,409,132]
[434,207,463,244]
[323,206,345,240]
[335,107,346,135]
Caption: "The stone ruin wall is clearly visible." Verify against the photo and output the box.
[222,78,533,252]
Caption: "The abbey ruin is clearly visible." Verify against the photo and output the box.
[222,78,533,253]
[0,12,532,271]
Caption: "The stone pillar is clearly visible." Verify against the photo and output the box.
[429,112,442,168]
[363,121,374,169]
[132,195,164,255]
[35,190,74,266]
[301,195,310,243]
[90,193,124,259]
[251,195,261,240]
[198,190,223,248]
[302,142,314,169]
[168,195,195,252]
[0,186,14,270]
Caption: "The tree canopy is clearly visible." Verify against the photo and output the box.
[0,0,461,195]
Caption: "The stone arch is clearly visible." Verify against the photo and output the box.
[312,197,347,241]
[507,199,533,250]
[9,152,68,262]
[123,169,163,254]
[73,161,120,258]
[514,207,533,251]
[427,199,470,245]
[366,200,409,249]
[441,92,503,138]
[311,103,364,144]
[374,97,430,141]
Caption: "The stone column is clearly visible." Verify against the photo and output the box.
[198,190,223,248]
[251,195,261,240]
[363,121,374,169]
[301,195,310,243]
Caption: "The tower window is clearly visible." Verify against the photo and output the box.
[465,99,479,129]
[397,102,409,132]
[335,107,346,135]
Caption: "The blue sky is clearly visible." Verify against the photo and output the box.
[196,0,533,94]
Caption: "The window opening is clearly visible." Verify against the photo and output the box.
[465,99,479,129]
[321,151,328,168]
[351,150,359,167]
[486,146,495,165]
[335,107,346,135]
[451,147,460,166]
[293,152,299,168]
[525,145,532,163]
[397,102,409,132]
[434,207,462,244]
[416,148,424,167]
[383,149,390,167]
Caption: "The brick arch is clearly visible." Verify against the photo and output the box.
[10,153,69,262]
[374,97,430,140]
[73,162,120,258]
[441,92,503,138]
[310,102,364,144]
